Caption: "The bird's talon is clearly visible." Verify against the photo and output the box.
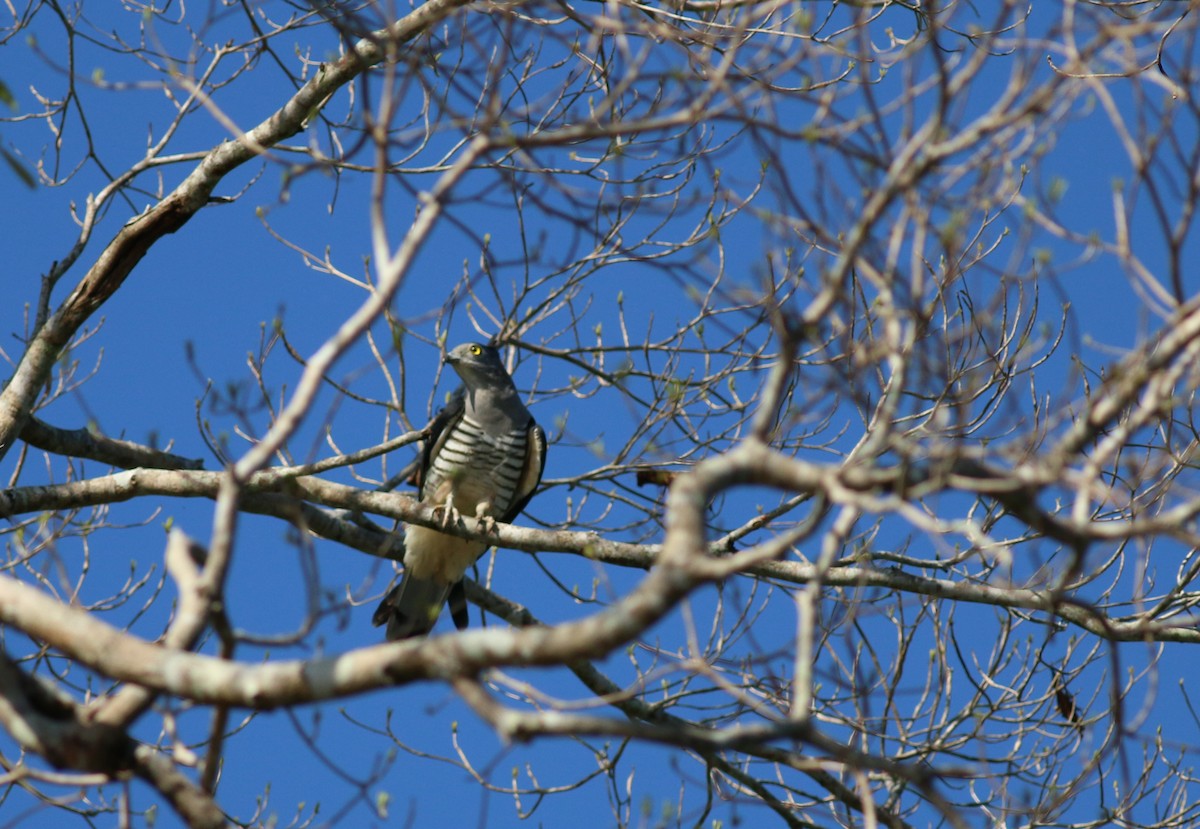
[432,501,461,529]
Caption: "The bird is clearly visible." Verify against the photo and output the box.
[372,342,547,640]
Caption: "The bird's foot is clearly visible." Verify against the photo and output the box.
[475,505,498,536]
[432,499,462,529]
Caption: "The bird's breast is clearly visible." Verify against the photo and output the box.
[425,415,529,515]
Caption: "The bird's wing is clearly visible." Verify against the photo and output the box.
[501,421,547,523]
[417,388,465,499]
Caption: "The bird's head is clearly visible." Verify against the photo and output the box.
[445,342,515,389]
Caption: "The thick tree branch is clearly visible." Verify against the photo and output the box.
[19,416,203,470]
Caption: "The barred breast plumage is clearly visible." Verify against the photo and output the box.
[424,413,530,518]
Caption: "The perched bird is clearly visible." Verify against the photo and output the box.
[372,342,547,640]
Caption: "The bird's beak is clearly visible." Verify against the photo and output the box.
[445,351,461,366]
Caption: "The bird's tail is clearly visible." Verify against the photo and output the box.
[372,574,453,640]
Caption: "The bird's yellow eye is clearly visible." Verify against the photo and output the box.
[469,345,482,355]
